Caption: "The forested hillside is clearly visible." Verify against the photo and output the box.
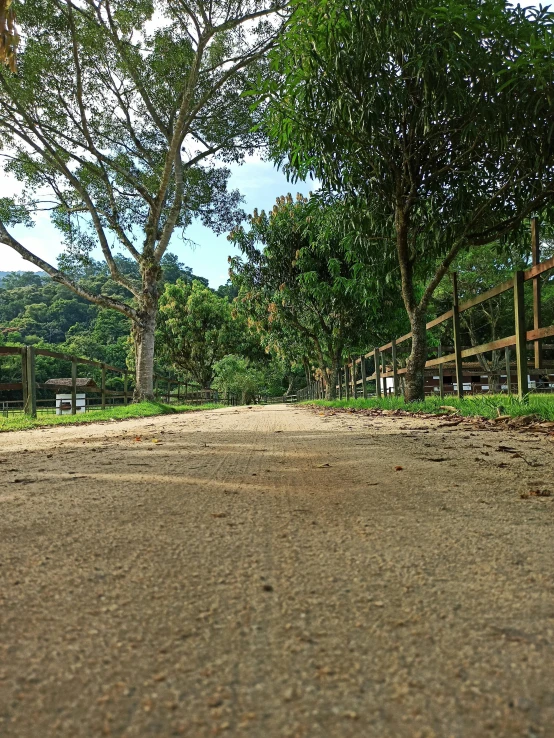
[0,253,299,400]
[0,255,208,366]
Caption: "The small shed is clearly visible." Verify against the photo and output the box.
[44,378,99,415]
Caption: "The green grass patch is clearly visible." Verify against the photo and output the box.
[0,401,225,432]
[302,394,554,421]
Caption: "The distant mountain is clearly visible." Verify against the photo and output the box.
[0,270,46,284]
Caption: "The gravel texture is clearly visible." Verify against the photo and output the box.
[0,403,553,738]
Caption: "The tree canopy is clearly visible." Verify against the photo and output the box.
[0,0,288,398]
[229,195,406,397]
[260,0,554,399]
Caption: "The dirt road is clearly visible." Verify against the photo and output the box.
[1,404,553,738]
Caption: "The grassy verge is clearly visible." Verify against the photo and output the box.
[0,401,225,432]
[302,394,554,421]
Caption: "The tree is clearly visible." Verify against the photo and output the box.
[156,279,239,387]
[261,0,554,400]
[0,0,17,72]
[211,353,284,403]
[0,0,287,399]
[229,195,404,398]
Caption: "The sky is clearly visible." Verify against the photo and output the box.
[0,156,313,288]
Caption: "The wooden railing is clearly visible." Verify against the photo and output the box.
[0,346,222,417]
[299,223,554,401]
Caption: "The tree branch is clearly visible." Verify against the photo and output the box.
[0,219,138,322]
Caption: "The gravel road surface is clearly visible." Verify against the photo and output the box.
[0,404,553,738]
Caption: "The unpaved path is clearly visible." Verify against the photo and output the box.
[0,404,553,738]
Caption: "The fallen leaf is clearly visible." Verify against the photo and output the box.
[211,513,227,518]
[317,463,331,468]
[135,437,142,442]
[394,466,403,471]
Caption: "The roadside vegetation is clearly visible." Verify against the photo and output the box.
[305,395,554,422]
[0,401,223,432]
[1,0,554,410]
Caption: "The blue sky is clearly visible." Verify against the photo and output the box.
[0,156,313,288]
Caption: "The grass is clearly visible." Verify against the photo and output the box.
[0,401,225,432]
[302,394,554,421]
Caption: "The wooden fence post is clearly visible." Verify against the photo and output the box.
[25,346,37,418]
[505,347,512,395]
[391,339,399,397]
[345,365,350,401]
[71,358,77,415]
[438,343,444,399]
[101,363,107,410]
[338,368,343,400]
[124,372,128,405]
[514,271,529,399]
[374,347,381,398]
[351,358,356,399]
[361,355,367,399]
[452,272,464,399]
[531,217,543,370]
[21,347,29,415]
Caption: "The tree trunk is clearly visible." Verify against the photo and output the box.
[285,375,294,396]
[395,206,428,402]
[303,359,311,387]
[133,309,157,401]
[404,309,427,402]
[133,262,161,402]
[489,372,501,393]
[326,365,338,400]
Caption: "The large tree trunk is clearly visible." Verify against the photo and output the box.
[404,308,427,402]
[326,352,342,400]
[133,262,161,402]
[396,207,428,402]
[133,309,157,401]
[325,366,338,400]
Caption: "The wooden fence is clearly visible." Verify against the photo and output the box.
[0,346,230,417]
[298,219,554,402]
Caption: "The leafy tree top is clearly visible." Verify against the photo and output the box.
[261,0,554,305]
[0,0,287,320]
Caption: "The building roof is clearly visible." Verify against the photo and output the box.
[44,378,98,389]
